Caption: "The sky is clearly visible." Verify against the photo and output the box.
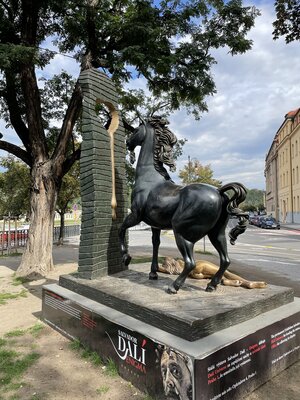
[0,0,299,190]
[169,0,300,189]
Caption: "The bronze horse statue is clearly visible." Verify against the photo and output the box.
[119,117,248,294]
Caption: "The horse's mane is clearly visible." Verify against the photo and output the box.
[147,117,177,181]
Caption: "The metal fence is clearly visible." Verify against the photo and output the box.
[0,225,81,253]
[53,225,81,241]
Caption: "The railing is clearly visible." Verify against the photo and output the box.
[0,225,81,253]
[0,230,28,252]
[53,225,81,241]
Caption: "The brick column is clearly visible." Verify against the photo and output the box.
[78,69,127,279]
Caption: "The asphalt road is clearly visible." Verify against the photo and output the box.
[128,221,300,296]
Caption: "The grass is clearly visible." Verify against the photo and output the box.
[0,290,27,305]
[0,325,44,398]
[3,324,44,340]
[0,253,22,259]
[68,339,103,367]
[96,385,110,395]
[68,339,119,378]
[104,358,118,377]
[4,330,26,338]
[54,219,81,227]
[0,348,40,387]
[11,276,30,286]
[27,323,44,338]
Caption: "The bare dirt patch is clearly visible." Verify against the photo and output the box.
[0,259,149,400]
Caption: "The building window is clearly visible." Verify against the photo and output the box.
[293,168,295,184]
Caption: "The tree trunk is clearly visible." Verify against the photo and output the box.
[16,161,58,278]
[57,211,65,246]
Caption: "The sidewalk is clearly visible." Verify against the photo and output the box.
[281,223,300,231]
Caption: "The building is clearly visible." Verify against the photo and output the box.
[265,108,300,223]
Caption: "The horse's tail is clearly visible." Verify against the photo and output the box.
[218,182,249,245]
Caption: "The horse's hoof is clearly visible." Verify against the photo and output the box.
[205,284,216,293]
[122,254,132,266]
[165,285,177,295]
[149,272,158,280]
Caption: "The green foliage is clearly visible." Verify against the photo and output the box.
[96,385,110,395]
[104,358,118,377]
[27,323,44,338]
[68,339,103,367]
[273,0,300,43]
[0,156,30,218]
[68,339,82,352]
[0,290,27,305]
[56,163,80,214]
[11,276,30,286]
[179,158,222,187]
[241,188,265,211]
[4,330,26,338]
[0,0,260,125]
[0,347,39,387]
[0,252,22,259]
[0,44,37,70]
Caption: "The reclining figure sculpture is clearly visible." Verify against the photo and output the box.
[159,257,267,289]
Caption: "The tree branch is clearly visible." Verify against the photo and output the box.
[122,118,135,133]
[0,140,32,166]
[4,71,31,152]
[20,0,47,159]
[61,147,81,176]
[52,82,82,172]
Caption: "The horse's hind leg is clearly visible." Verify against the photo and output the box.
[149,228,161,280]
[167,233,195,294]
[206,229,230,292]
[119,212,141,266]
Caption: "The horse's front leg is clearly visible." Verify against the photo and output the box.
[206,230,230,292]
[167,233,195,294]
[149,228,161,280]
[119,212,141,266]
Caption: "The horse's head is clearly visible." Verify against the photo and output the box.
[126,123,147,152]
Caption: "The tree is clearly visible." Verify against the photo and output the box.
[179,158,222,187]
[0,156,30,218]
[273,0,300,43]
[240,188,265,212]
[56,163,80,245]
[0,0,259,278]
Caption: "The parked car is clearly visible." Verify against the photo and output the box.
[251,215,265,227]
[249,215,257,225]
[260,217,280,229]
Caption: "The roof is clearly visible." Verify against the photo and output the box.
[285,108,300,119]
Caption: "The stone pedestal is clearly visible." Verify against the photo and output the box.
[42,265,300,399]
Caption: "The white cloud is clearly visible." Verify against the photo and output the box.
[168,1,300,189]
